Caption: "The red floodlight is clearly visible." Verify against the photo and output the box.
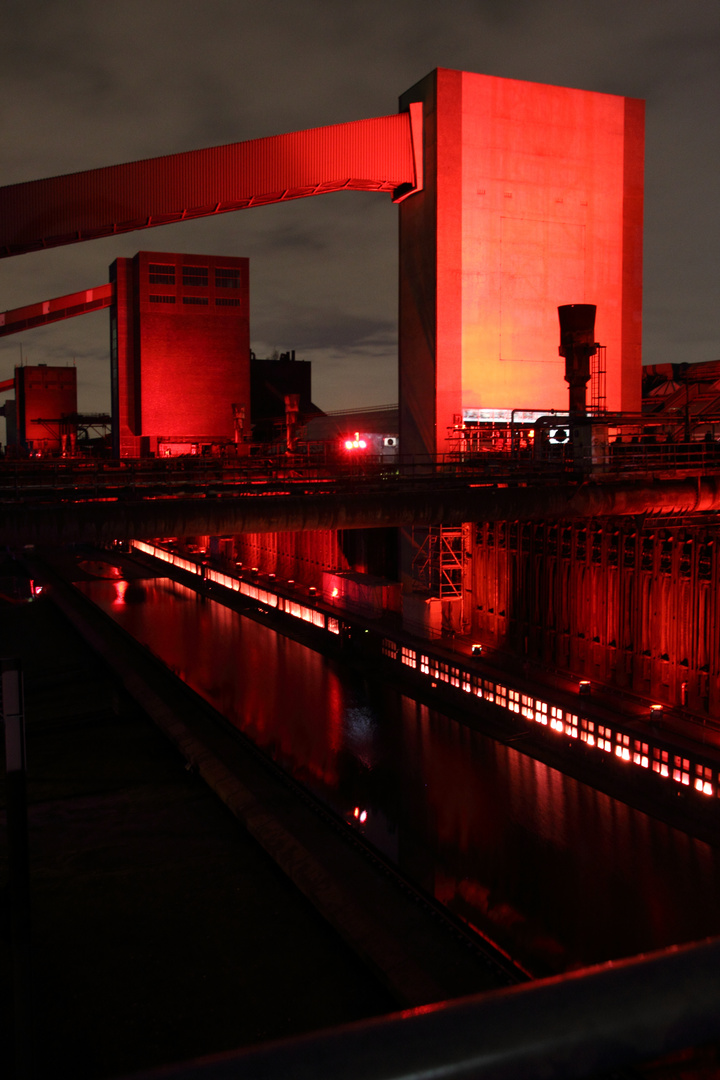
[343,431,368,451]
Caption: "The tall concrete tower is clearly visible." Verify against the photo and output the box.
[398,69,644,457]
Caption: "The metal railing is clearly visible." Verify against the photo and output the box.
[124,936,720,1080]
[5,412,720,505]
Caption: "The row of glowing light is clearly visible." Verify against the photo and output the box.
[344,432,367,450]
[130,542,716,801]
[130,541,339,636]
[132,542,368,816]
[383,641,717,798]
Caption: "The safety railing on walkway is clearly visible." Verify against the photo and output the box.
[124,936,720,1080]
[4,410,720,503]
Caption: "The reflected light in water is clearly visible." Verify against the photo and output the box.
[78,575,720,979]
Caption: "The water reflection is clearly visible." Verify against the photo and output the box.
[78,576,720,976]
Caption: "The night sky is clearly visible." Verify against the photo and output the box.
[1,0,718,426]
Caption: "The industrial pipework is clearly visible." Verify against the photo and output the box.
[558,304,598,419]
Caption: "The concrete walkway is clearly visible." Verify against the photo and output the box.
[0,593,397,1080]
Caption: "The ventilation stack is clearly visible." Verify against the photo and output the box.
[558,304,597,419]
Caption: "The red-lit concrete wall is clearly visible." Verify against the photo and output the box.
[229,527,398,588]
[399,69,644,457]
[472,520,718,718]
[217,529,350,587]
[111,252,250,456]
[3,68,644,460]
[16,365,77,453]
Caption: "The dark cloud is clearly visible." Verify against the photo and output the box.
[1,0,719,426]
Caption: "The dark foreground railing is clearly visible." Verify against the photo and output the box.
[125,936,720,1080]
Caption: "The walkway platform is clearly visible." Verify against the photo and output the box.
[0,553,518,1079]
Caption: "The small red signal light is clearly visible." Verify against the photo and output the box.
[344,431,367,450]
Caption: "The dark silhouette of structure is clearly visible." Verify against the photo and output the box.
[250,351,322,443]
[0,365,77,455]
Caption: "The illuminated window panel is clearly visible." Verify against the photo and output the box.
[565,714,579,738]
[508,689,520,714]
[580,718,596,747]
[175,557,198,574]
[614,732,631,762]
[382,639,398,660]
[633,740,649,768]
[694,765,714,796]
[496,685,507,709]
[672,756,690,786]
[483,679,495,703]
[534,701,548,725]
[401,647,417,668]
[420,656,430,675]
[450,667,460,688]
[652,748,669,778]
[598,725,613,752]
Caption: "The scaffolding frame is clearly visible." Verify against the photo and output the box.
[412,525,464,597]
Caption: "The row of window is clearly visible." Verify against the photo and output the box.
[148,264,242,288]
[130,541,720,811]
[148,295,241,307]
[380,637,720,801]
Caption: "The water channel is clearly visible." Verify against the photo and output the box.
[76,573,720,977]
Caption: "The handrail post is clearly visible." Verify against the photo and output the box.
[2,658,33,1079]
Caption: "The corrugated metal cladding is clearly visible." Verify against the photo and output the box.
[0,283,114,337]
[1,113,415,257]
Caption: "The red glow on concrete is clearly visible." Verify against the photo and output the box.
[111,251,249,457]
[0,68,643,458]
[400,69,644,456]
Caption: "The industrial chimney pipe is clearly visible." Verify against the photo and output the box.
[558,304,597,419]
